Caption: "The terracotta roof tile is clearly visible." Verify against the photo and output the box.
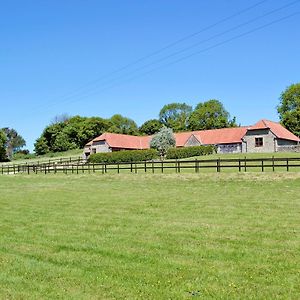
[248,119,300,142]
[85,120,299,149]
[193,127,248,145]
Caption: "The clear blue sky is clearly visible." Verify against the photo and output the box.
[1,0,300,151]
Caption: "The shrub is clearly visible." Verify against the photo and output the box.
[13,152,35,160]
[166,145,216,159]
[150,127,175,158]
[88,149,158,163]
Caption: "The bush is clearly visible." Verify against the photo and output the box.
[13,152,36,160]
[166,145,216,159]
[88,149,158,163]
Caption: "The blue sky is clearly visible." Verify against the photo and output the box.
[1,0,300,151]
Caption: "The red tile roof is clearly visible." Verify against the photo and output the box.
[248,119,300,142]
[193,127,248,145]
[93,133,152,149]
[86,120,300,149]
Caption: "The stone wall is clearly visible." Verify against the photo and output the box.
[91,141,111,153]
[276,145,300,153]
[243,129,276,153]
[217,143,242,154]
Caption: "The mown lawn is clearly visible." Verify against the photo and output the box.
[0,173,299,299]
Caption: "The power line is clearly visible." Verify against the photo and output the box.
[32,0,269,110]
[44,11,299,109]
[34,0,300,111]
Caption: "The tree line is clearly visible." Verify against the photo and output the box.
[1,83,300,161]
[34,99,236,155]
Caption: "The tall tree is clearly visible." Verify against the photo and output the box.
[159,103,192,131]
[277,83,300,136]
[108,114,139,135]
[139,119,163,135]
[34,115,111,154]
[0,130,7,161]
[188,99,236,130]
[150,126,176,159]
[2,128,26,160]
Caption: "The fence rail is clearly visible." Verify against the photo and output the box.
[1,157,300,175]
[0,156,85,168]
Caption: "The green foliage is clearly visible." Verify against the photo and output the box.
[188,99,236,130]
[277,83,300,136]
[34,115,111,154]
[13,151,35,161]
[2,128,26,160]
[52,132,77,152]
[139,119,163,135]
[108,114,139,135]
[166,145,216,159]
[150,127,176,158]
[34,136,50,155]
[159,103,192,131]
[0,130,7,161]
[88,149,158,163]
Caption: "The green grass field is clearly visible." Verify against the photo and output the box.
[0,173,300,299]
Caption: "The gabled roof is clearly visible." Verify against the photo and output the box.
[93,132,151,149]
[193,127,248,145]
[247,119,300,142]
[85,119,300,149]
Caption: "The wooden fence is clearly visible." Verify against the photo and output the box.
[1,157,300,175]
[0,156,85,168]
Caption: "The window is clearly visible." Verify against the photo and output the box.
[255,137,263,147]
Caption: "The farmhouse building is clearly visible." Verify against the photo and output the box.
[83,119,300,158]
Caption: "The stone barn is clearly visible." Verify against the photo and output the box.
[83,119,300,159]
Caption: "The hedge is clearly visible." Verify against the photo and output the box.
[166,145,216,159]
[88,149,158,163]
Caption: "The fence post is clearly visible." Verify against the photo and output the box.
[152,160,154,173]
[261,160,264,172]
[117,163,120,174]
[161,161,164,173]
[287,158,289,172]
[178,161,181,173]
[135,162,137,174]
[238,159,241,172]
[130,162,133,173]
[244,157,247,172]
[144,161,147,173]
[272,156,275,172]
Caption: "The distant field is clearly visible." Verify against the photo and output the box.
[0,173,299,299]
[0,149,83,166]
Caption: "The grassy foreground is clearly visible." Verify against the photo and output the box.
[0,173,299,299]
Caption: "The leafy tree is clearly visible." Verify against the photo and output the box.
[159,103,192,131]
[2,128,26,160]
[188,99,236,130]
[150,127,176,159]
[139,119,163,135]
[62,116,111,148]
[108,114,139,135]
[34,115,111,154]
[277,83,300,136]
[52,132,77,152]
[51,113,71,124]
[0,130,7,161]
[34,136,50,155]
